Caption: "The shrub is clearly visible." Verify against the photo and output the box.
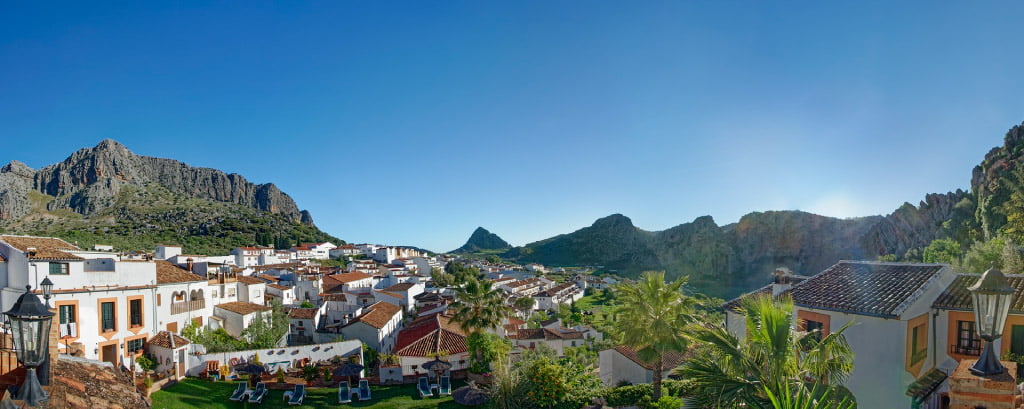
[275,367,285,383]
[135,355,158,372]
[606,383,654,407]
[142,376,154,389]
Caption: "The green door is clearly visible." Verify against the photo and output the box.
[1012,325,1024,355]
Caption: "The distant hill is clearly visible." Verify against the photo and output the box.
[501,119,1024,299]
[452,227,511,253]
[0,140,341,254]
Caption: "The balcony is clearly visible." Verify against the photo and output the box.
[950,343,981,356]
[170,299,206,315]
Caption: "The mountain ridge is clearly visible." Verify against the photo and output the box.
[0,140,339,254]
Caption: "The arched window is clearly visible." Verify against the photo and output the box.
[197,289,204,300]
[173,291,185,302]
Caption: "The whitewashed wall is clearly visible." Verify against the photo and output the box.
[185,339,363,376]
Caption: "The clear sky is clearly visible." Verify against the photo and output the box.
[3,2,1024,252]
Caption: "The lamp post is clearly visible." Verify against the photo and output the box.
[968,266,1015,376]
[4,285,54,406]
[39,278,53,308]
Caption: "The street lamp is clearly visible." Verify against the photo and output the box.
[38,278,53,308]
[968,266,1015,376]
[4,285,54,406]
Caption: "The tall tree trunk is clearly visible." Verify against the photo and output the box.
[652,354,663,401]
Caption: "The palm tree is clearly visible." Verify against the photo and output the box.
[612,271,695,400]
[677,294,855,409]
[450,277,509,334]
[513,296,535,319]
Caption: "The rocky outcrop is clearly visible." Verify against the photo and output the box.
[4,139,310,224]
[0,160,36,220]
[452,227,512,253]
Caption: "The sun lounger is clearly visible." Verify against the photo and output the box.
[417,376,432,398]
[288,384,305,405]
[439,375,451,396]
[358,379,371,401]
[249,382,268,404]
[229,382,247,401]
[338,382,352,404]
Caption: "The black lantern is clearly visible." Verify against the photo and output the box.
[38,278,53,308]
[4,285,54,406]
[968,267,1015,376]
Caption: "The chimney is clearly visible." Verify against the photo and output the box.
[186,257,194,273]
[771,267,794,296]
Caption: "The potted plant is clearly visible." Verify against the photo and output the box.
[141,375,154,397]
[302,364,319,386]
[275,367,286,384]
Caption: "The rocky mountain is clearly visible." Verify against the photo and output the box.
[452,227,512,253]
[0,140,339,254]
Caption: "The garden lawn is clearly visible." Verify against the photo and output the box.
[151,378,466,409]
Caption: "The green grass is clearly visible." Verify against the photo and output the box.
[151,378,467,409]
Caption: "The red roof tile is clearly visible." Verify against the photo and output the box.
[611,345,687,371]
[395,313,467,357]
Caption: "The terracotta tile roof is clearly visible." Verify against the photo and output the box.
[511,328,584,340]
[257,274,280,282]
[789,261,948,318]
[216,301,272,315]
[383,282,416,292]
[1,235,83,260]
[236,276,265,285]
[268,283,291,291]
[321,293,347,302]
[155,260,205,284]
[43,355,151,409]
[535,282,577,297]
[288,308,319,319]
[508,317,526,326]
[149,331,190,349]
[721,285,774,312]
[395,313,467,357]
[325,272,372,284]
[375,290,403,299]
[346,301,402,329]
[934,273,1024,313]
[611,345,687,371]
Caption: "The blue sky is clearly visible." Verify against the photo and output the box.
[3,2,1024,252]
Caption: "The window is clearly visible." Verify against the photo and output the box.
[49,262,69,275]
[127,338,144,353]
[59,304,77,337]
[101,302,116,332]
[130,299,143,328]
[910,325,927,365]
[156,294,161,306]
[805,320,824,341]
[956,321,981,355]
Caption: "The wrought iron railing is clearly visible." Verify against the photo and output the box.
[950,343,981,356]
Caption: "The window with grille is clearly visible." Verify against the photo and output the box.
[127,338,144,353]
[956,321,981,355]
[101,302,116,332]
[130,299,143,327]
